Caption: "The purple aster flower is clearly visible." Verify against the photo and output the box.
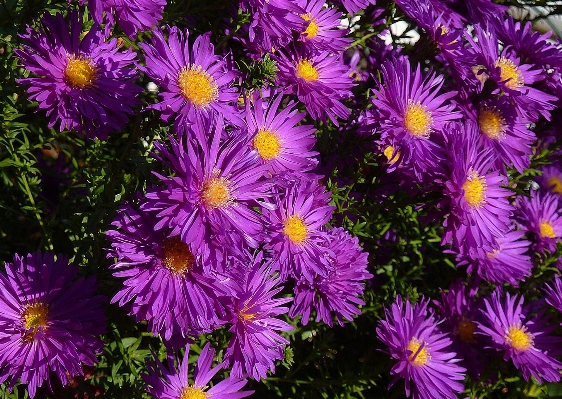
[376,296,466,399]
[106,197,227,344]
[15,12,141,140]
[371,56,460,179]
[538,165,562,196]
[140,27,241,130]
[275,48,354,124]
[434,280,488,379]
[143,343,253,399]
[223,254,293,380]
[81,0,166,38]
[290,227,372,327]
[0,251,105,398]
[446,0,508,24]
[516,190,562,253]
[263,179,334,281]
[459,230,533,286]
[296,0,351,53]
[442,121,514,258]
[545,275,562,315]
[245,91,318,174]
[478,291,562,383]
[334,0,377,15]
[143,117,271,256]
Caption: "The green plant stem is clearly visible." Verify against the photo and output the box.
[19,172,53,250]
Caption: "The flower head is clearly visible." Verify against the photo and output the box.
[15,12,141,140]
[0,252,106,398]
[297,0,351,53]
[516,190,562,253]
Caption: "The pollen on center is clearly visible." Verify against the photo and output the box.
[403,100,433,138]
[23,302,49,330]
[301,14,319,38]
[162,236,195,275]
[463,169,487,208]
[407,337,430,367]
[178,65,219,107]
[201,177,231,209]
[383,145,400,165]
[495,57,524,90]
[478,107,506,140]
[505,325,532,351]
[296,59,319,82]
[180,385,208,399]
[254,129,281,160]
[547,176,562,194]
[284,215,308,244]
[65,56,97,89]
[540,220,557,239]
[458,318,477,343]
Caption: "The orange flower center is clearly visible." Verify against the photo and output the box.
[283,215,308,244]
[162,237,195,275]
[178,65,218,107]
[65,56,97,88]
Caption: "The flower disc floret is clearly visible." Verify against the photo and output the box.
[65,56,97,88]
[495,57,524,90]
[404,100,433,137]
[296,59,319,81]
[506,325,533,351]
[407,338,430,367]
[478,107,506,140]
[178,65,219,107]
[181,386,207,399]
[162,236,195,274]
[463,170,487,208]
[201,176,231,209]
[283,215,308,244]
[254,129,281,160]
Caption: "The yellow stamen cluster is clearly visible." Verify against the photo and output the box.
[403,100,433,138]
[478,107,506,140]
[22,302,49,341]
[296,59,319,82]
[547,176,562,194]
[162,236,195,275]
[201,177,231,209]
[301,14,319,38]
[383,146,400,165]
[283,215,308,244]
[407,338,430,367]
[180,386,208,399]
[462,170,486,208]
[505,325,532,351]
[540,221,556,239]
[178,65,218,107]
[65,56,97,88]
[254,129,281,160]
[495,57,524,90]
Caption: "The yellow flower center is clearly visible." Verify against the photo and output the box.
[254,129,281,160]
[301,14,319,38]
[180,386,207,399]
[65,56,97,88]
[238,303,257,322]
[283,215,308,244]
[540,221,556,239]
[478,107,506,140]
[407,338,430,367]
[162,236,195,275]
[495,57,524,90]
[472,65,489,84]
[458,318,476,343]
[547,176,562,194]
[403,100,433,138]
[505,325,532,351]
[201,177,231,209]
[296,59,319,82]
[462,170,486,208]
[383,146,400,165]
[23,302,49,330]
[178,65,218,107]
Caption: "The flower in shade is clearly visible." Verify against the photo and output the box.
[538,165,562,196]
[245,91,318,174]
[442,121,514,258]
[434,280,488,379]
[15,12,141,140]
[376,296,466,399]
[143,343,253,399]
[140,27,241,130]
[106,197,227,344]
[143,117,271,255]
[371,56,460,179]
[80,0,166,38]
[290,227,373,327]
[335,0,377,14]
[545,275,562,315]
[263,179,334,281]
[297,0,351,53]
[516,190,562,253]
[0,251,106,398]
[223,254,293,380]
[275,49,354,124]
[478,291,562,383]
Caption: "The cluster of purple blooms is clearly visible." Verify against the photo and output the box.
[11,0,562,398]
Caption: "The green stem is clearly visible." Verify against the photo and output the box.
[19,172,53,250]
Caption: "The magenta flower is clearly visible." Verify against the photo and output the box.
[376,296,466,399]
[478,291,562,383]
[516,190,562,253]
[143,343,253,399]
[140,27,241,130]
[297,0,351,53]
[290,227,372,327]
[0,252,105,398]
[538,165,562,196]
[81,0,166,38]
[223,255,293,380]
[545,275,562,315]
[15,12,141,140]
